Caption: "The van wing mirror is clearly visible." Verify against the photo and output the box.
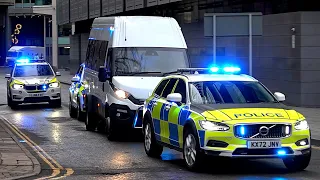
[5,74,10,78]
[98,66,111,82]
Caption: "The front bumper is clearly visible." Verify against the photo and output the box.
[10,87,61,103]
[109,104,143,128]
[200,129,311,158]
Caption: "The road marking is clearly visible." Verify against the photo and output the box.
[1,115,74,179]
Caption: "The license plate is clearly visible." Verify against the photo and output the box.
[29,93,43,97]
[247,141,281,149]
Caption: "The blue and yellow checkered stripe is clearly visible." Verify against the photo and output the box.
[146,96,206,148]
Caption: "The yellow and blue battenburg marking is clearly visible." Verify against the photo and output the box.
[146,96,207,148]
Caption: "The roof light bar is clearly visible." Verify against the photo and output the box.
[177,66,241,74]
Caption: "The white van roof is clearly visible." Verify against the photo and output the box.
[90,16,187,49]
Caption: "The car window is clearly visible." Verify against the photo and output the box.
[173,79,187,103]
[189,81,276,104]
[162,79,178,98]
[13,65,54,77]
[154,79,169,97]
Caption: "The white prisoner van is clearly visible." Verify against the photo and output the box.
[81,16,189,140]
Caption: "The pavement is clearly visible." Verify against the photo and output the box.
[0,117,40,180]
[2,68,320,179]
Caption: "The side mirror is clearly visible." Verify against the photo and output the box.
[71,76,80,82]
[98,66,111,82]
[274,92,285,102]
[167,93,182,103]
[56,72,61,76]
[5,74,10,78]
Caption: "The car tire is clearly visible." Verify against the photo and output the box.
[143,120,163,158]
[283,149,311,171]
[69,99,77,118]
[50,99,61,108]
[85,111,97,131]
[76,99,86,122]
[7,94,12,107]
[106,117,119,141]
[183,127,205,171]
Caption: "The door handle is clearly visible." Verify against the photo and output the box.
[165,105,171,110]
[153,102,157,106]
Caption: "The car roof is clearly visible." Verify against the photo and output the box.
[167,74,258,82]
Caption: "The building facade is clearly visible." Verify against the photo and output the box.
[8,0,70,68]
[57,0,320,107]
[0,0,14,65]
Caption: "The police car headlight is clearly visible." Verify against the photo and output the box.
[49,82,59,88]
[115,89,130,99]
[13,84,24,89]
[295,120,309,130]
[199,120,230,131]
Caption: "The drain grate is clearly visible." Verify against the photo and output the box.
[46,117,71,123]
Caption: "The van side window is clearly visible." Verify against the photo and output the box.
[85,40,96,70]
[106,49,112,71]
[98,41,108,69]
[85,40,108,71]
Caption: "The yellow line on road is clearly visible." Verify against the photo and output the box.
[50,168,75,179]
[1,115,74,179]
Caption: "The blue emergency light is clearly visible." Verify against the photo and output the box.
[209,66,241,73]
[16,58,30,64]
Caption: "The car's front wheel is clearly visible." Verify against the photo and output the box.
[77,99,86,121]
[85,111,97,131]
[143,121,163,157]
[183,128,205,171]
[283,149,311,171]
[69,98,77,118]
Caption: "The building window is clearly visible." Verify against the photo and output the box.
[59,47,70,55]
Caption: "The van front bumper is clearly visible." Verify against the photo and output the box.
[109,104,143,128]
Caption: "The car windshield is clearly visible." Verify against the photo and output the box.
[189,81,277,104]
[13,65,54,77]
[113,47,189,75]
[7,52,21,57]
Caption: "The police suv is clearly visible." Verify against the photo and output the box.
[6,59,61,108]
[143,67,311,171]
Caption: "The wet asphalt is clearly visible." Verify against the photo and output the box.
[1,68,320,179]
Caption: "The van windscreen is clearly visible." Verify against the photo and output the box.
[113,48,189,75]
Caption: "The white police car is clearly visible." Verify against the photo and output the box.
[6,59,62,108]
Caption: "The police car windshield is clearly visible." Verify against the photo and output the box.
[189,81,277,104]
[14,64,54,77]
[113,48,188,75]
